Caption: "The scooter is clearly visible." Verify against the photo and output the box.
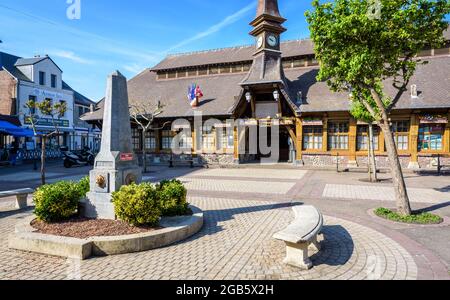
[61,146,95,168]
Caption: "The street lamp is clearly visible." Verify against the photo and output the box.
[273,90,280,102]
[245,92,252,103]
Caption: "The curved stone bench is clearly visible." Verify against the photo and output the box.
[0,188,34,209]
[273,205,323,270]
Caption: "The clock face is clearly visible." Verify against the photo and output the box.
[267,34,278,47]
[256,36,263,49]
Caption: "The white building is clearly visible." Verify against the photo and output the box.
[0,52,98,158]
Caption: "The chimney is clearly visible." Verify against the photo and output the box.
[411,84,418,98]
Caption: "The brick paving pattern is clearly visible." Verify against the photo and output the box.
[1,166,448,280]
[323,184,449,204]
[0,197,417,280]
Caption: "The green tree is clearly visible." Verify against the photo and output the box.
[350,95,379,182]
[306,0,450,216]
[24,99,68,185]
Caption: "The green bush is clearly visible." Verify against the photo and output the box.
[375,208,443,224]
[77,176,90,198]
[112,183,161,226]
[157,179,190,216]
[34,181,82,222]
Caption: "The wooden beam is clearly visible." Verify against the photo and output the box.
[410,114,419,164]
[348,117,357,163]
[295,118,303,161]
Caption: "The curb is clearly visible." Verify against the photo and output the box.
[8,206,204,260]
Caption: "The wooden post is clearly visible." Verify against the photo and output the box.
[191,124,196,155]
[233,125,239,162]
[409,114,420,169]
[348,117,357,167]
[155,129,161,154]
[295,118,303,162]
[444,112,450,154]
[322,116,328,152]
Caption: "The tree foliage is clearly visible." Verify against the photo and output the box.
[306,0,449,113]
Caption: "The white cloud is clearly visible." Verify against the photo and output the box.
[50,50,94,64]
[166,2,256,52]
[123,63,146,74]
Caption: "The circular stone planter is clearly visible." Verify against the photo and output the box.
[8,206,203,260]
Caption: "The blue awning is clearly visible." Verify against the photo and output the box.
[0,121,35,137]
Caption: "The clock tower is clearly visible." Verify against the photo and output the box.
[241,0,287,87]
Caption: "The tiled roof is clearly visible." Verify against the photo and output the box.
[14,57,47,66]
[151,39,314,71]
[0,52,32,82]
[288,55,450,113]
[84,54,450,122]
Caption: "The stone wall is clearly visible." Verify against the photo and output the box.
[137,153,235,167]
[302,154,349,168]
[418,155,450,169]
[356,155,411,169]
[0,71,16,115]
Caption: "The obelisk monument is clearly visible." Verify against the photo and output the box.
[83,71,142,219]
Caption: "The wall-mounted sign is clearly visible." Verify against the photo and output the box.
[32,88,64,100]
[303,119,323,126]
[24,117,70,128]
[120,153,134,161]
[419,115,448,124]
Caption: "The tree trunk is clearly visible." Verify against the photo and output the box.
[379,119,412,216]
[368,123,378,182]
[142,129,147,173]
[41,136,46,185]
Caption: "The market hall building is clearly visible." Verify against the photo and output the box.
[83,0,450,169]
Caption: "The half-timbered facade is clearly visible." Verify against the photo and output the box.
[83,0,450,169]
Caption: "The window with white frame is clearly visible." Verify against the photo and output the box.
[144,130,156,150]
[357,125,379,151]
[328,122,349,150]
[303,126,323,150]
[161,130,174,150]
[202,125,215,150]
[392,121,410,151]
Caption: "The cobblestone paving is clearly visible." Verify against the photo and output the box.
[0,197,417,280]
[323,184,449,204]
[192,169,308,180]
[182,179,296,195]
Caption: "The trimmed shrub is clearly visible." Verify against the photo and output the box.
[112,183,161,226]
[157,180,191,217]
[77,176,90,198]
[34,181,82,223]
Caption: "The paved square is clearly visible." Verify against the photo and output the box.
[192,168,308,180]
[322,184,450,204]
[181,179,296,195]
[0,197,418,280]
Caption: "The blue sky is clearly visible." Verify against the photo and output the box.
[0,1,448,102]
[0,0,312,101]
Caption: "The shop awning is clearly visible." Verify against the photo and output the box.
[0,121,35,137]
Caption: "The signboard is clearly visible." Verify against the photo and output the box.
[303,119,323,126]
[419,115,448,124]
[120,153,134,161]
[24,117,70,128]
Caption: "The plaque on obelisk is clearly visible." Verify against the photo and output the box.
[83,71,142,219]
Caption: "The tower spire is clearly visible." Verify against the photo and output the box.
[256,0,283,19]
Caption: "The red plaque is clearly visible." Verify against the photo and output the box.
[120,153,134,161]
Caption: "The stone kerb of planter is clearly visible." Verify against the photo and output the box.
[9,206,203,260]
